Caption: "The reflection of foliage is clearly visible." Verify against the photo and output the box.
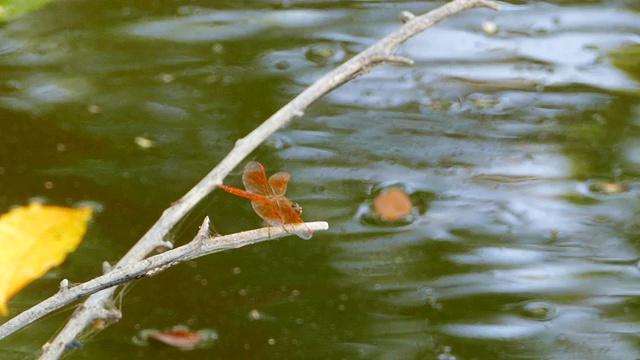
[610,44,640,82]
[0,0,52,23]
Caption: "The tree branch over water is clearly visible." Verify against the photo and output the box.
[0,219,329,343]
[0,0,499,358]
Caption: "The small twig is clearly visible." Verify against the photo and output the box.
[0,219,329,342]
[384,55,415,66]
[400,11,416,23]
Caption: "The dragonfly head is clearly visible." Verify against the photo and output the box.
[291,202,303,215]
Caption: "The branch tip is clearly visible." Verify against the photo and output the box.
[94,307,121,321]
[59,279,69,292]
[102,261,112,274]
[105,309,122,321]
[399,11,415,23]
[197,216,212,239]
[386,55,414,66]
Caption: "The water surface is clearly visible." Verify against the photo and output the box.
[1,1,640,359]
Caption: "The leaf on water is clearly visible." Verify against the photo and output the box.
[0,203,92,316]
[373,188,413,222]
[148,328,203,348]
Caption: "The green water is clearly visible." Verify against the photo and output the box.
[1,1,640,359]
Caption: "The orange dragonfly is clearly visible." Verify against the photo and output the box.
[218,161,313,240]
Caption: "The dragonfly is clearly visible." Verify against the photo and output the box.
[218,161,313,240]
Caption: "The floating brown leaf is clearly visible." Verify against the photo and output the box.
[148,328,203,348]
[373,188,413,221]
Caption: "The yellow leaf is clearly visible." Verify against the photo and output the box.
[0,203,92,316]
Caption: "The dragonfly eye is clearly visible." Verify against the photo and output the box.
[291,202,303,215]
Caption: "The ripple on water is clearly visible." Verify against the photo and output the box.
[442,318,547,340]
[123,9,347,43]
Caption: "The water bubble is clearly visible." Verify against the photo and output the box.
[520,301,558,321]
[275,60,290,70]
[74,200,105,214]
[134,136,154,149]
[586,179,629,195]
[87,104,101,114]
[437,345,457,360]
[481,21,498,35]
[305,44,338,65]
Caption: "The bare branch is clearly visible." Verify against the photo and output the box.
[0,219,329,342]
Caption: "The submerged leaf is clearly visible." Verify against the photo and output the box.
[0,203,92,315]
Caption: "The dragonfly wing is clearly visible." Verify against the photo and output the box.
[251,199,284,226]
[243,161,271,195]
[268,172,290,196]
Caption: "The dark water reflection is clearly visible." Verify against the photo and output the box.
[1,1,640,359]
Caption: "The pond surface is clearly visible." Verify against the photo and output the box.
[1,0,640,359]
